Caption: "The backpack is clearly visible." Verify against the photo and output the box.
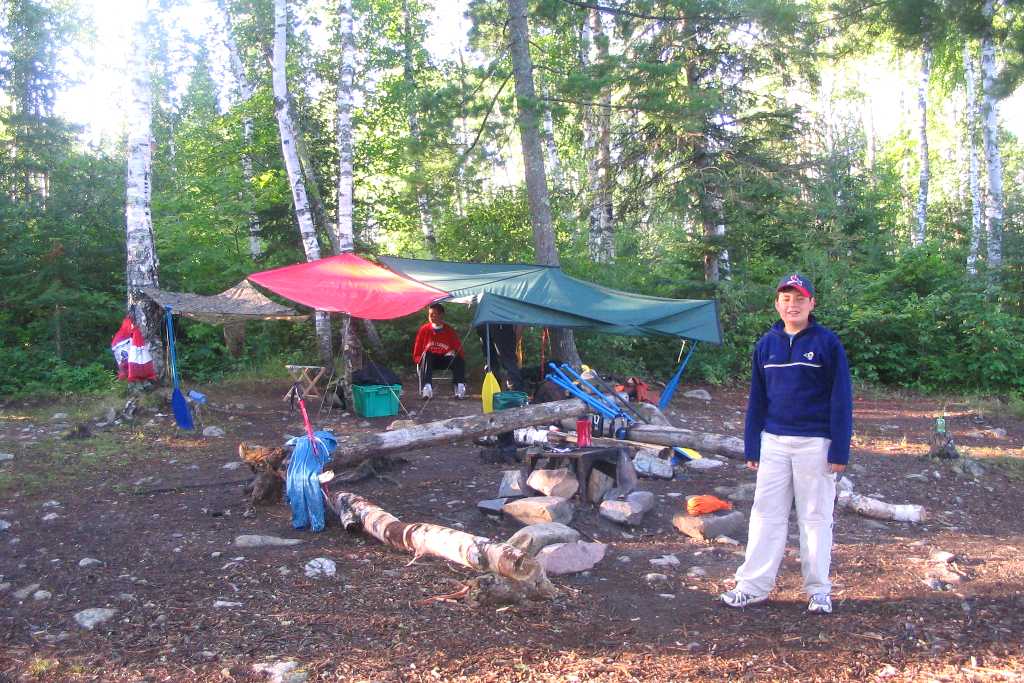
[352,361,401,387]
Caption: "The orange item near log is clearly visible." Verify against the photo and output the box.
[687,495,733,516]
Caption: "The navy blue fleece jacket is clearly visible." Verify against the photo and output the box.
[743,317,853,465]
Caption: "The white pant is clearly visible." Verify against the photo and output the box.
[734,432,836,598]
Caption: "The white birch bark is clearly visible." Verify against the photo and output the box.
[125,0,163,377]
[217,0,262,260]
[964,44,983,275]
[980,0,1004,277]
[541,87,562,186]
[273,0,332,367]
[334,0,359,404]
[402,0,436,256]
[913,42,931,248]
[582,10,614,263]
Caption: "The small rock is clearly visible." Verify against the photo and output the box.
[725,482,757,502]
[686,566,707,578]
[617,556,631,563]
[506,522,581,556]
[526,468,579,499]
[222,461,243,470]
[672,510,745,541]
[234,535,303,548]
[626,490,655,512]
[477,498,507,515]
[587,467,615,503]
[52,412,69,420]
[535,541,606,575]
[502,496,574,526]
[0,520,10,531]
[633,450,674,479]
[497,470,528,498]
[649,554,680,567]
[0,453,13,463]
[32,590,52,601]
[42,500,61,508]
[599,498,647,526]
[74,607,117,630]
[683,389,712,401]
[253,661,306,683]
[644,572,669,583]
[714,535,740,545]
[203,426,226,438]
[78,557,103,568]
[213,600,243,608]
[12,583,41,600]
[686,458,724,470]
[304,557,337,578]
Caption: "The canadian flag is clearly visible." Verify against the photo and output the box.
[111,316,157,382]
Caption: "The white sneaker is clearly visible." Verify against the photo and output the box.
[720,588,768,608]
[421,383,433,399]
[455,383,466,399]
[807,593,832,614]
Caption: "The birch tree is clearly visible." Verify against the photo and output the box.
[505,0,580,365]
[979,0,1004,280]
[125,0,163,377]
[581,9,614,263]
[963,44,983,275]
[272,0,332,367]
[217,0,262,261]
[402,0,436,256]
[913,41,931,247]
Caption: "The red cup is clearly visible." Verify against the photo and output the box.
[576,418,592,447]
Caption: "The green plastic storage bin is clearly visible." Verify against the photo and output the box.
[492,391,529,411]
[352,384,402,418]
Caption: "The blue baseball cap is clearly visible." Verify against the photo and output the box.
[776,273,814,298]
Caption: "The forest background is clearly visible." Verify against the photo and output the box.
[1,0,1023,403]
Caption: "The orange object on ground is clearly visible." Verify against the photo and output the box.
[687,495,733,516]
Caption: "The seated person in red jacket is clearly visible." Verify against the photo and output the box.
[412,303,466,399]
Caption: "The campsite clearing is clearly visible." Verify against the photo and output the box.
[1,381,1023,682]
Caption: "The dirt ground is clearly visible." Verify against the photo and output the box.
[2,379,1023,683]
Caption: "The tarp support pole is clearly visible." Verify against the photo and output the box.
[659,341,698,411]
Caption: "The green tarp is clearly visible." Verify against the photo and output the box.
[379,257,722,343]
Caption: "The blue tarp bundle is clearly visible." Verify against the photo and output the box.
[285,430,337,532]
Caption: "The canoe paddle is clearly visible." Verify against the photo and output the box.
[165,305,194,430]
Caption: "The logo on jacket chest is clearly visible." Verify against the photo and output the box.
[803,351,815,361]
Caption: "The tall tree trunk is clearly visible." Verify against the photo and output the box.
[506,0,580,365]
[685,62,729,283]
[964,44,983,275]
[218,0,262,261]
[980,0,1004,281]
[584,9,614,264]
[334,0,360,404]
[402,0,436,256]
[862,95,875,172]
[125,1,163,378]
[913,41,931,248]
[273,0,332,368]
[542,87,562,187]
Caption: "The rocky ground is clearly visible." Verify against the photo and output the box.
[1,379,1023,682]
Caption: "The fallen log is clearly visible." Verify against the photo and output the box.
[837,490,928,523]
[626,425,744,460]
[328,398,587,469]
[556,419,744,459]
[325,491,556,601]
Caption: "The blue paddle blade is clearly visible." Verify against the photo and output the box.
[172,388,194,430]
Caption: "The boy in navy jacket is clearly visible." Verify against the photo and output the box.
[721,273,852,614]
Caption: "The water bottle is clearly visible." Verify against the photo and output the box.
[936,417,946,434]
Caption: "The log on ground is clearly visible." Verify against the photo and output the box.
[325,491,556,600]
[328,398,587,468]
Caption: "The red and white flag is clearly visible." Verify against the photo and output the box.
[111,316,156,382]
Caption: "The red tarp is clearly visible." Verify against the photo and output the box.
[248,253,447,319]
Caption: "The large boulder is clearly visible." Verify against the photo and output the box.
[506,522,581,556]
[633,450,674,479]
[498,470,529,498]
[526,468,579,499]
[536,541,606,575]
[502,496,574,526]
[586,467,615,503]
